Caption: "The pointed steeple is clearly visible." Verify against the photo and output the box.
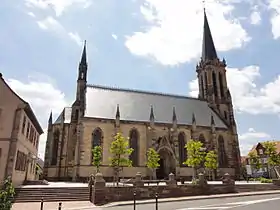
[149,105,154,121]
[172,107,177,122]
[211,114,215,125]
[80,40,87,65]
[202,9,218,61]
[192,112,196,124]
[116,104,120,119]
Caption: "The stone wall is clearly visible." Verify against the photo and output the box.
[91,172,236,206]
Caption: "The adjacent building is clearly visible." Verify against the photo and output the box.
[44,10,241,181]
[0,73,43,186]
[245,141,280,179]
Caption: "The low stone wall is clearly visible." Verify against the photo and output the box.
[91,172,236,206]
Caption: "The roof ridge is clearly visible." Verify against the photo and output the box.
[87,84,205,101]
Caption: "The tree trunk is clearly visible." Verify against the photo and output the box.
[212,170,215,181]
[192,167,196,181]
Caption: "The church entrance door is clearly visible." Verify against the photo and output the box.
[156,148,176,180]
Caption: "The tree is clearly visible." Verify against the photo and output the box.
[183,139,205,180]
[263,141,280,178]
[0,177,15,210]
[248,151,261,174]
[204,150,218,181]
[92,145,102,173]
[109,132,134,186]
[146,148,160,180]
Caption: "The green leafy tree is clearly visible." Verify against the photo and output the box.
[204,151,218,180]
[146,148,160,180]
[92,145,102,173]
[248,151,261,174]
[109,132,133,185]
[183,139,205,180]
[263,141,280,178]
[0,177,15,210]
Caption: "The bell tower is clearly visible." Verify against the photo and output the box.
[196,9,234,127]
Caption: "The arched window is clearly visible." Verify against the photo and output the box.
[51,130,60,165]
[218,136,227,167]
[212,71,217,97]
[129,129,139,167]
[219,72,224,98]
[91,128,103,162]
[178,132,187,166]
[204,72,208,94]
[198,134,206,148]
[200,76,204,98]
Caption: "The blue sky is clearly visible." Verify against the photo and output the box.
[1,0,280,159]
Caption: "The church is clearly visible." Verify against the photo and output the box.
[43,10,241,181]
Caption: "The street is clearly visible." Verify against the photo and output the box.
[105,194,280,210]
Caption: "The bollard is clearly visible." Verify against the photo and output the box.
[40,198,44,210]
[58,202,62,210]
[155,193,158,210]
[133,191,136,210]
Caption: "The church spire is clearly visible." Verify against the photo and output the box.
[80,40,87,65]
[202,10,218,61]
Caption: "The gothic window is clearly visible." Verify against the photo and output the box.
[91,128,103,162]
[198,134,206,148]
[75,110,79,120]
[129,129,139,167]
[212,71,218,97]
[51,130,60,165]
[224,111,227,120]
[218,135,228,167]
[200,76,204,98]
[219,72,224,98]
[178,132,187,166]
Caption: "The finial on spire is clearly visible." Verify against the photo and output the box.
[202,0,205,11]
[172,106,177,121]
[116,104,120,118]
[149,105,154,121]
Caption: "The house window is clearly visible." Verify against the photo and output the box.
[15,151,27,171]
[22,116,26,134]
[258,149,263,155]
[26,122,30,139]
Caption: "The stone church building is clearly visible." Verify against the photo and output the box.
[43,11,241,181]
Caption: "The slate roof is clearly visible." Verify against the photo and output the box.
[54,107,72,124]
[84,85,227,128]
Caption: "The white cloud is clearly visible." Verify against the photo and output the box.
[239,128,271,155]
[37,16,82,46]
[112,34,118,40]
[37,16,64,32]
[189,65,280,115]
[269,0,280,39]
[7,73,69,159]
[250,11,261,25]
[125,0,250,66]
[25,0,91,17]
[27,12,36,18]
[68,32,83,46]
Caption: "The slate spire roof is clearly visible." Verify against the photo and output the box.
[202,9,218,61]
[80,40,87,65]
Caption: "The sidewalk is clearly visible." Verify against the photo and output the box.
[103,190,280,207]
[12,201,101,210]
[12,190,280,209]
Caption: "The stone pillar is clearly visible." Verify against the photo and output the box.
[167,173,176,186]
[92,173,106,205]
[198,173,207,186]
[88,174,95,202]
[134,172,144,187]
[222,173,235,186]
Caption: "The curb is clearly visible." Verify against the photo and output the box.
[102,190,280,207]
